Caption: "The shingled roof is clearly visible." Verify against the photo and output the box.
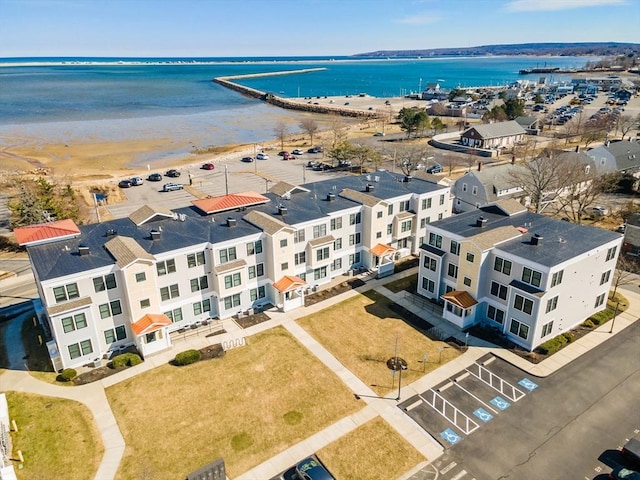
[462,120,526,139]
[104,236,155,269]
[128,205,174,226]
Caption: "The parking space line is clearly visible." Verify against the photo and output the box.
[466,363,526,402]
[453,382,498,414]
[420,390,480,435]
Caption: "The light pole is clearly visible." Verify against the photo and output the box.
[609,299,621,334]
[387,357,408,401]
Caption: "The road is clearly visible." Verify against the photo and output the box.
[437,321,640,480]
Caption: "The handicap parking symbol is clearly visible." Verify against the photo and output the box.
[518,378,538,391]
[490,396,511,410]
[473,407,494,423]
[440,428,462,445]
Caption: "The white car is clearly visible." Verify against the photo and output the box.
[256,153,269,160]
[292,149,304,155]
[130,176,144,186]
[588,206,609,216]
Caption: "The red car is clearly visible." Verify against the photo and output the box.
[201,163,215,170]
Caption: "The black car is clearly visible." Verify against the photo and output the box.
[165,169,181,177]
[610,467,640,480]
[118,179,132,188]
[148,173,162,182]
[241,156,254,163]
[426,163,443,174]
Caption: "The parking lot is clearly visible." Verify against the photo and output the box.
[400,354,540,448]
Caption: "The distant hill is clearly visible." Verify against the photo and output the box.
[353,42,640,58]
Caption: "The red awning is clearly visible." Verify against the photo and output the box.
[131,313,172,336]
[273,275,307,293]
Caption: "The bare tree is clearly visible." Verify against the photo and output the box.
[554,157,610,224]
[273,121,289,151]
[617,114,639,141]
[299,118,319,146]
[611,255,640,300]
[509,153,571,213]
[351,144,380,175]
[328,115,349,149]
[397,146,430,176]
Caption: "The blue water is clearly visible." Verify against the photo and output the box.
[0,55,597,163]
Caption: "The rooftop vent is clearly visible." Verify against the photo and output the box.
[78,245,90,256]
[227,217,237,227]
[374,176,380,182]
[105,228,117,237]
[327,193,336,201]
[150,230,161,240]
[476,216,488,228]
[531,233,543,246]
[278,206,288,216]
[365,184,375,192]
[403,175,412,183]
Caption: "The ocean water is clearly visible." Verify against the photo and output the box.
[0,55,597,158]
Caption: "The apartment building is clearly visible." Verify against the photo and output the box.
[417,199,622,351]
[16,172,451,370]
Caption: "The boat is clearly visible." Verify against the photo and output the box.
[519,67,560,74]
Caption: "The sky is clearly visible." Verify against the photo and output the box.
[0,0,639,58]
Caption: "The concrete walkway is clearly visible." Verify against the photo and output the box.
[1,265,639,480]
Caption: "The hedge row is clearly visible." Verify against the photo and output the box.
[537,331,575,355]
[111,352,142,368]
[590,308,615,326]
[174,349,201,366]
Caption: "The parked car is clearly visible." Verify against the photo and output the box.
[296,457,335,480]
[426,163,443,174]
[148,172,162,182]
[201,163,215,170]
[118,179,132,188]
[162,183,183,192]
[292,149,304,155]
[256,153,269,160]
[282,152,294,160]
[588,206,609,216]
[165,169,181,178]
[130,176,143,186]
[609,467,640,480]
[307,147,320,154]
[373,131,385,136]
[241,156,254,163]
[307,161,320,168]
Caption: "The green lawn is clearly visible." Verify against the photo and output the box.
[6,392,103,480]
[106,326,362,480]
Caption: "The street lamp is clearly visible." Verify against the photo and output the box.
[387,357,408,401]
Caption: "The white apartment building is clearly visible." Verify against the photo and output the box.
[16,173,451,370]
[417,199,623,351]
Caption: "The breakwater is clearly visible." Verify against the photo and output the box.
[213,69,378,119]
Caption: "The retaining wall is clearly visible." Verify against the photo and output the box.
[429,132,495,158]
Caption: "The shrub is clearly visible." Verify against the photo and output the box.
[111,352,142,369]
[582,319,595,329]
[537,335,568,355]
[57,368,77,382]
[590,308,614,326]
[562,331,575,343]
[174,349,201,366]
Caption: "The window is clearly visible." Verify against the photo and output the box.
[135,272,146,283]
[280,239,288,248]
[61,313,87,333]
[471,186,478,196]
[295,252,306,265]
[545,296,558,313]
[514,294,534,315]
[450,240,460,255]
[399,200,410,212]
[447,263,458,279]
[224,294,241,310]
[248,263,264,279]
[487,305,505,324]
[331,258,342,271]
[224,272,241,289]
[388,204,394,215]
[463,276,472,287]
[490,281,508,300]
[160,284,179,301]
[53,283,79,303]
[250,286,266,301]
[334,238,342,250]
[466,252,475,263]
[422,277,435,293]
[156,259,176,276]
[606,246,617,261]
[600,270,611,285]
[314,266,327,280]
[522,267,542,287]
[377,211,383,219]
[187,251,206,268]
[494,257,512,275]
[445,285,454,294]
[93,274,117,292]
[219,247,237,264]
[348,252,361,265]
[438,213,443,220]
[316,247,330,261]
[401,220,412,232]
[376,232,382,239]
[509,319,530,340]
[99,300,122,319]
[246,241,263,256]
[349,213,362,225]
[330,217,342,231]
[281,262,289,271]
[423,256,437,271]
[68,339,93,359]
[462,183,467,192]
[145,332,158,343]
[420,218,427,228]
[349,233,361,246]
[387,224,393,235]
[193,299,211,316]
[550,270,563,287]
[429,233,442,249]
[313,224,327,238]
[541,321,554,337]
[164,307,183,323]
[293,230,306,244]
[104,326,127,344]
[426,198,432,209]
[439,194,445,206]
[191,275,209,292]
[594,293,606,308]
[140,298,150,309]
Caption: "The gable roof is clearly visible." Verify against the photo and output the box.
[192,191,270,215]
[514,116,539,128]
[606,140,640,171]
[339,188,383,207]
[462,121,526,140]
[104,235,155,269]
[269,181,309,197]
[128,205,174,226]
[14,219,81,246]
[370,243,396,257]
[243,210,292,235]
[442,290,478,309]
[131,313,172,336]
[273,275,307,293]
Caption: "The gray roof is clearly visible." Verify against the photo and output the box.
[128,205,173,226]
[105,235,155,268]
[605,140,640,171]
[462,121,526,140]
[514,116,539,128]
[429,204,621,267]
